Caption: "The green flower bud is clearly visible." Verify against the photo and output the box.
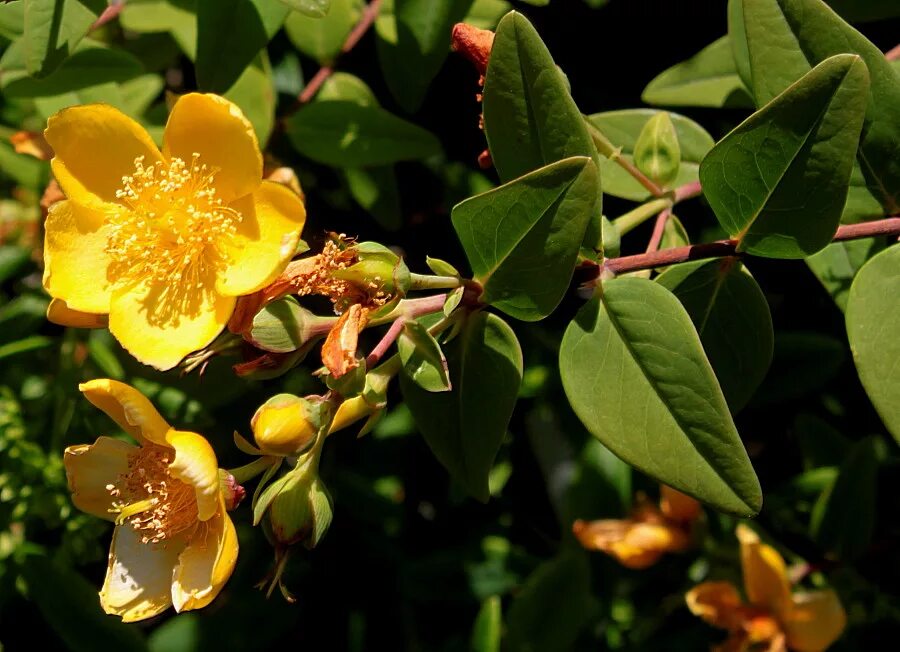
[267,466,333,549]
[331,242,411,297]
[634,112,681,188]
[248,297,335,354]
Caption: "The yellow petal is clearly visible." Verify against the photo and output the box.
[686,581,745,630]
[171,496,238,612]
[162,93,262,203]
[737,525,793,618]
[165,430,220,522]
[216,180,306,297]
[572,519,680,569]
[660,485,702,523]
[79,379,171,446]
[100,525,185,622]
[108,281,235,371]
[783,590,846,652]
[64,436,137,520]
[44,104,163,206]
[42,200,115,314]
[47,298,108,328]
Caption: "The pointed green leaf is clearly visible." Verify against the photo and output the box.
[846,244,900,443]
[471,595,502,652]
[642,36,753,109]
[279,0,331,17]
[587,109,714,201]
[742,0,900,212]
[560,278,761,516]
[464,0,511,29]
[120,0,198,59]
[285,0,360,64]
[727,0,752,92]
[657,259,773,412]
[285,100,442,166]
[375,0,474,112]
[806,237,885,312]
[195,0,289,93]
[810,436,879,560]
[397,320,452,392]
[451,156,600,321]
[482,11,600,184]
[700,54,869,258]
[23,0,105,77]
[425,256,461,278]
[400,311,523,502]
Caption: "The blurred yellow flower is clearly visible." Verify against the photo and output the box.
[572,485,700,569]
[686,524,846,652]
[64,379,239,622]
[42,94,306,370]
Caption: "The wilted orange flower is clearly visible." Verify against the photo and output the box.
[42,94,306,370]
[686,525,846,652]
[573,485,701,569]
[64,379,239,621]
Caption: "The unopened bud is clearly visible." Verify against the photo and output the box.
[268,470,333,549]
[251,394,322,456]
[331,242,411,298]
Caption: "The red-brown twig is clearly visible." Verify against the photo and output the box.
[291,0,383,108]
[91,0,125,31]
[600,217,900,276]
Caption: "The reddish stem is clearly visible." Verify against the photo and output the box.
[886,44,900,62]
[366,317,406,370]
[645,208,671,255]
[91,0,124,31]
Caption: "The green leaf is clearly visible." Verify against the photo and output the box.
[397,320,452,392]
[451,157,600,321]
[810,437,879,560]
[23,555,149,652]
[642,36,754,108]
[224,51,276,144]
[0,246,32,284]
[317,71,377,105]
[656,259,773,413]
[464,0,511,29]
[285,100,442,166]
[343,166,402,230]
[2,45,144,98]
[658,214,690,254]
[0,139,47,190]
[586,109,713,201]
[195,0,289,93]
[825,0,900,21]
[375,0,474,112]
[471,595,502,652]
[426,256,461,277]
[120,0,197,59]
[700,54,869,258]
[846,245,900,443]
[23,0,106,78]
[753,332,844,405]
[842,162,888,224]
[793,413,851,470]
[806,237,885,312]
[727,0,752,92]
[560,278,761,516]
[280,0,331,17]
[742,0,900,212]
[633,111,681,188]
[0,2,24,41]
[506,553,595,652]
[120,73,165,116]
[400,311,523,502]
[482,11,600,184]
[285,0,361,64]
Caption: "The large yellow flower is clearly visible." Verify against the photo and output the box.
[43,94,306,370]
[686,525,846,651]
[64,379,239,622]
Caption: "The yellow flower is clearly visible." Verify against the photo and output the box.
[42,94,306,370]
[572,485,700,569]
[64,379,239,622]
[686,525,846,652]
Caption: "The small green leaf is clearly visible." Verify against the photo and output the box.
[279,0,332,17]
[727,0,752,92]
[120,0,197,59]
[587,109,713,201]
[656,259,773,412]
[658,214,690,254]
[806,237,885,312]
[397,320,452,392]
[642,36,753,108]
[471,595,502,652]
[846,245,900,443]
[425,256,461,278]
[375,0,474,112]
[285,100,442,167]
[285,0,360,63]
[506,553,595,652]
[23,0,105,77]
[742,0,900,212]
[451,157,600,321]
[120,74,165,116]
[400,311,523,502]
[317,71,377,105]
[464,0,511,29]
[633,112,681,188]
[0,2,24,41]
[223,51,276,144]
[560,278,761,516]
[810,437,879,560]
[195,0,289,93]
[700,54,869,258]
[793,414,851,470]
[482,11,600,184]
[443,286,464,316]
[343,166,402,230]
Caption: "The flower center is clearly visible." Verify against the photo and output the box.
[107,154,242,292]
[107,445,199,545]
